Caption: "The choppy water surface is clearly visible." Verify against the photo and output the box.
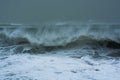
[0,22,120,80]
[0,22,120,56]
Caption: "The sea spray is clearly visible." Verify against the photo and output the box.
[0,22,119,56]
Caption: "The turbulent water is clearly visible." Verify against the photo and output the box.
[0,0,120,79]
[0,22,120,80]
[0,22,120,56]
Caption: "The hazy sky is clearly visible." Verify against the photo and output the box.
[0,0,120,23]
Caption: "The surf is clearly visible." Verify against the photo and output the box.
[0,22,120,56]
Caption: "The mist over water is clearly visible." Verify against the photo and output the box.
[0,0,120,24]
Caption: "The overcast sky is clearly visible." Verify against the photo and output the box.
[0,0,120,23]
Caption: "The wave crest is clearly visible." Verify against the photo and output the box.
[0,23,120,47]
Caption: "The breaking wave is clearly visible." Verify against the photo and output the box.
[0,22,120,57]
[0,22,120,46]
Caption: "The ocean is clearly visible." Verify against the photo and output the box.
[0,0,120,80]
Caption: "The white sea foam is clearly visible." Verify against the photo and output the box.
[0,22,120,80]
[0,53,120,80]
